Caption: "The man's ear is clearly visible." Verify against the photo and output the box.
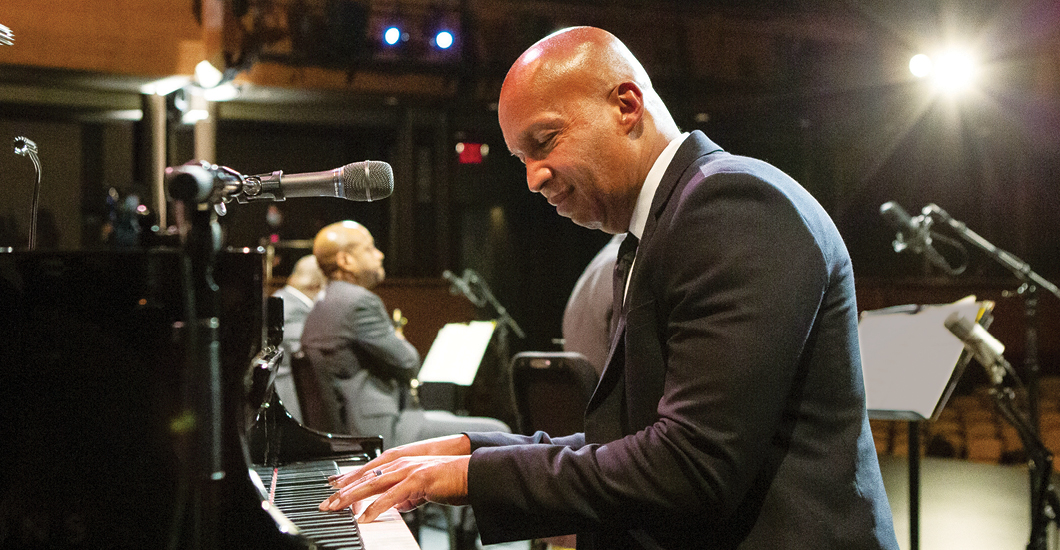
[612,81,644,131]
[334,249,356,273]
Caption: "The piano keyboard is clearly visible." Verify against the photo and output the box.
[254,459,366,549]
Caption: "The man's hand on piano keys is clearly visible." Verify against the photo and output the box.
[319,434,472,523]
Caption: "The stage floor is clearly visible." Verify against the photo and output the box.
[879,454,1045,550]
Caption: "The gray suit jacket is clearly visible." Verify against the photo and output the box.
[466,132,899,549]
[300,280,420,442]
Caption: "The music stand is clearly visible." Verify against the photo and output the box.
[416,320,497,411]
[859,297,993,550]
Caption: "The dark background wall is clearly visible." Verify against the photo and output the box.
[1,0,1058,373]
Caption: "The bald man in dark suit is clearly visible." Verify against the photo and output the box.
[321,27,898,550]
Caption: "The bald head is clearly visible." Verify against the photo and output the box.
[313,221,386,288]
[287,254,325,300]
[500,27,676,137]
[504,27,649,103]
[497,27,680,233]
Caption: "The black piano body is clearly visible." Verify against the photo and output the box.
[0,248,383,549]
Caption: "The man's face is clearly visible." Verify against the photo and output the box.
[343,228,385,288]
[499,75,638,234]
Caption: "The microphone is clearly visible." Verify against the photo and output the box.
[165,160,394,205]
[944,312,1009,384]
[879,201,929,254]
[879,201,953,273]
[442,269,486,307]
[239,161,393,203]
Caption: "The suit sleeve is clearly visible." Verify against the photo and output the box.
[346,292,420,383]
[468,170,832,542]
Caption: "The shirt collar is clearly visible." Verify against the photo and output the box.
[628,132,689,239]
[283,285,315,309]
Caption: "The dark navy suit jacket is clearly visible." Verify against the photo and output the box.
[466,132,899,549]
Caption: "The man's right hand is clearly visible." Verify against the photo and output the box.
[320,434,473,521]
[328,433,472,490]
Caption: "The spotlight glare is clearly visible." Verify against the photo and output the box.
[384,26,401,46]
[194,60,224,89]
[909,54,933,78]
[932,49,977,94]
[434,30,454,50]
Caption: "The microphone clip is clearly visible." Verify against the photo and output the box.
[891,212,933,255]
[236,171,284,204]
[164,161,243,216]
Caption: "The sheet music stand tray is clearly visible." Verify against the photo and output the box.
[416,320,497,412]
[859,297,993,550]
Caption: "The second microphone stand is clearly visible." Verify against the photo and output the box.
[925,204,1060,428]
[444,268,525,427]
[926,204,1060,550]
[979,350,1060,550]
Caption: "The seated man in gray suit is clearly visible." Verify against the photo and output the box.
[300,220,509,447]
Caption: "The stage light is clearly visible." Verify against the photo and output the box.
[909,47,979,96]
[909,54,933,78]
[932,49,977,94]
[194,60,224,89]
[384,26,402,46]
[434,30,454,50]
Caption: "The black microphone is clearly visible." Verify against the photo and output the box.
[239,161,393,203]
[442,269,486,307]
[879,201,926,253]
[944,312,1009,384]
[166,160,394,205]
[879,201,953,273]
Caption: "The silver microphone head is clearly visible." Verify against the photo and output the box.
[13,136,37,156]
[341,161,393,202]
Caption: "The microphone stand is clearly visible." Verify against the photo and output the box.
[13,137,41,250]
[166,161,236,550]
[926,204,1060,549]
[464,269,525,341]
[447,269,525,427]
[925,204,1060,427]
[987,378,1059,550]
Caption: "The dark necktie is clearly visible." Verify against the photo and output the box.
[612,233,639,316]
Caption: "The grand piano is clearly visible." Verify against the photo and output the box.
[0,248,419,549]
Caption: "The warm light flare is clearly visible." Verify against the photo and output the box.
[909,54,933,78]
[910,48,978,94]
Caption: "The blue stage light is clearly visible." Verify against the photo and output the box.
[384,26,402,46]
[434,30,454,50]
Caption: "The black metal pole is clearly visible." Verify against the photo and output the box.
[909,420,920,550]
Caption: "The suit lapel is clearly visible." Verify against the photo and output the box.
[640,131,723,248]
[585,132,724,428]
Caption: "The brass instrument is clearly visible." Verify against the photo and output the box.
[393,308,421,407]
